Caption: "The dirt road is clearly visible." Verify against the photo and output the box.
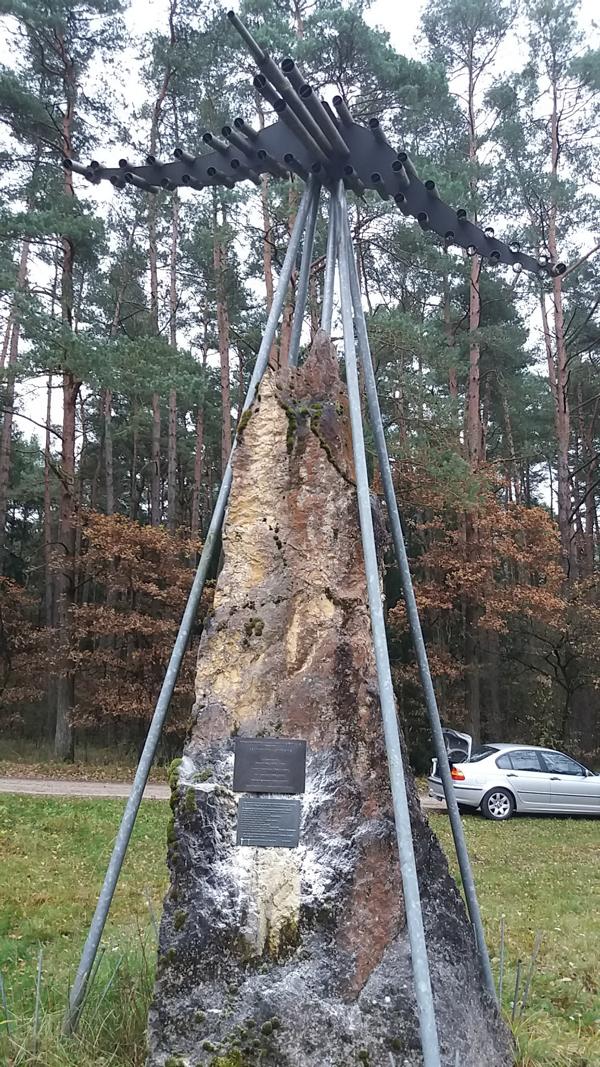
[0,777,445,811]
[0,777,170,800]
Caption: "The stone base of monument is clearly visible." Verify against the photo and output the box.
[147,333,513,1067]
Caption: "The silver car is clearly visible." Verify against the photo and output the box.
[428,732,600,820]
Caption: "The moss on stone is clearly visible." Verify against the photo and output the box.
[168,757,183,790]
[195,1010,206,1023]
[357,1051,370,1064]
[164,1058,185,1067]
[236,408,253,439]
[183,787,196,814]
[210,1052,246,1067]
[173,909,187,931]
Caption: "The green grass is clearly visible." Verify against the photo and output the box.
[0,795,598,1065]
[431,812,600,1066]
[0,795,169,1065]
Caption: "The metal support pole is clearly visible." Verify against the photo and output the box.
[63,181,316,1036]
[289,177,320,367]
[340,201,497,1001]
[335,181,441,1067]
[321,187,338,333]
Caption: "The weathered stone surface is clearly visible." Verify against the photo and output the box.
[147,332,513,1067]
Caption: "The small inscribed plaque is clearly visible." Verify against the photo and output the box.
[236,796,301,848]
[233,738,306,795]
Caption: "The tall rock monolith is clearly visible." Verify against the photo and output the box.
[147,331,513,1067]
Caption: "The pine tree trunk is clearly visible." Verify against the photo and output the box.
[54,38,78,762]
[151,393,162,525]
[54,371,78,761]
[167,192,179,532]
[213,194,232,475]
[0,238,30,545]
[104,388,114,515]
[44,375,54,631]
[130,402,139,520]
[167,389,177,532]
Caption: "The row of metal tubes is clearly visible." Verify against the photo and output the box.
[339,201,497,1002]
[334,180,442,1067]
[62,179,318,1037]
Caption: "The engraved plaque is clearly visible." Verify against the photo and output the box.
[233,738,306,794]
[236,796,301,848]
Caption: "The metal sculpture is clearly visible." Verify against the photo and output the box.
[65,10,564,281]
[62,12,562,1061]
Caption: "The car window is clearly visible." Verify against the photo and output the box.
[508,750,544,772]
[541,751,585,776]
[469,746,500,763]
[496,753,512,769]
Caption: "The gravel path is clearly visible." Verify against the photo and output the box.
[0,776,446,811]
[0,776,170,800]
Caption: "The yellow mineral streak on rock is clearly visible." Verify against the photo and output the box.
[248,850,301,956]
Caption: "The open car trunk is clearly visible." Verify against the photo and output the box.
[431,728,472,777]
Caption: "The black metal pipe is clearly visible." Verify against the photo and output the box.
[203,131,230,155]
[207,165,235,189]
[252,80,328,164]
[181,173,204,191]
[226,10,266,63]
[284,152,308,181]
[371,172,390,200]
[397,150,418,182]
[230,157,261,186]
[126,172,159,193]
[109,175,127,189]
[424,179,440,200]
[391,158,410,188]
[394,191,409,214]
[174,147,196,166]
[343,164,365,196]
[299,84,349,157]
[233,117,259,141]
[63,157,92,179]
[369,117,390,147]
[222,125,255,158]
[281,56,305,92]
[256,148,289,180]
[417,211,430,230]
[255,67,333,158]
[332,95,353,126]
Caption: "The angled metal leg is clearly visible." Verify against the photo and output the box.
[321,187,338,333]
[63,181,317,1035]
[289,176,320,366]
[339,200,496,1002]
[335,181,441,1067]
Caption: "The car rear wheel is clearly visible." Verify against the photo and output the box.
[481,788,515,821]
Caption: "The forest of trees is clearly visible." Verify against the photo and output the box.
[0,0,598,766]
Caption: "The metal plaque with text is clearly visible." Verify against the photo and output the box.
[233,737,306,795]
[236,796,301,848]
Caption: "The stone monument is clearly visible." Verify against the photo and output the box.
[146,333,512,1067]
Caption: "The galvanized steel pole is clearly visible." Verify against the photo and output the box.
[335,182,441,1067]
[340,202,496,1001]
[289,177,320,367]
[63,182,316,1035]
[320,188,338,333]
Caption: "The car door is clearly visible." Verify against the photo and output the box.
[504,749,552,811]
[540,750,600,814]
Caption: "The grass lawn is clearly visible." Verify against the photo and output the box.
[0,794,598,1065]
